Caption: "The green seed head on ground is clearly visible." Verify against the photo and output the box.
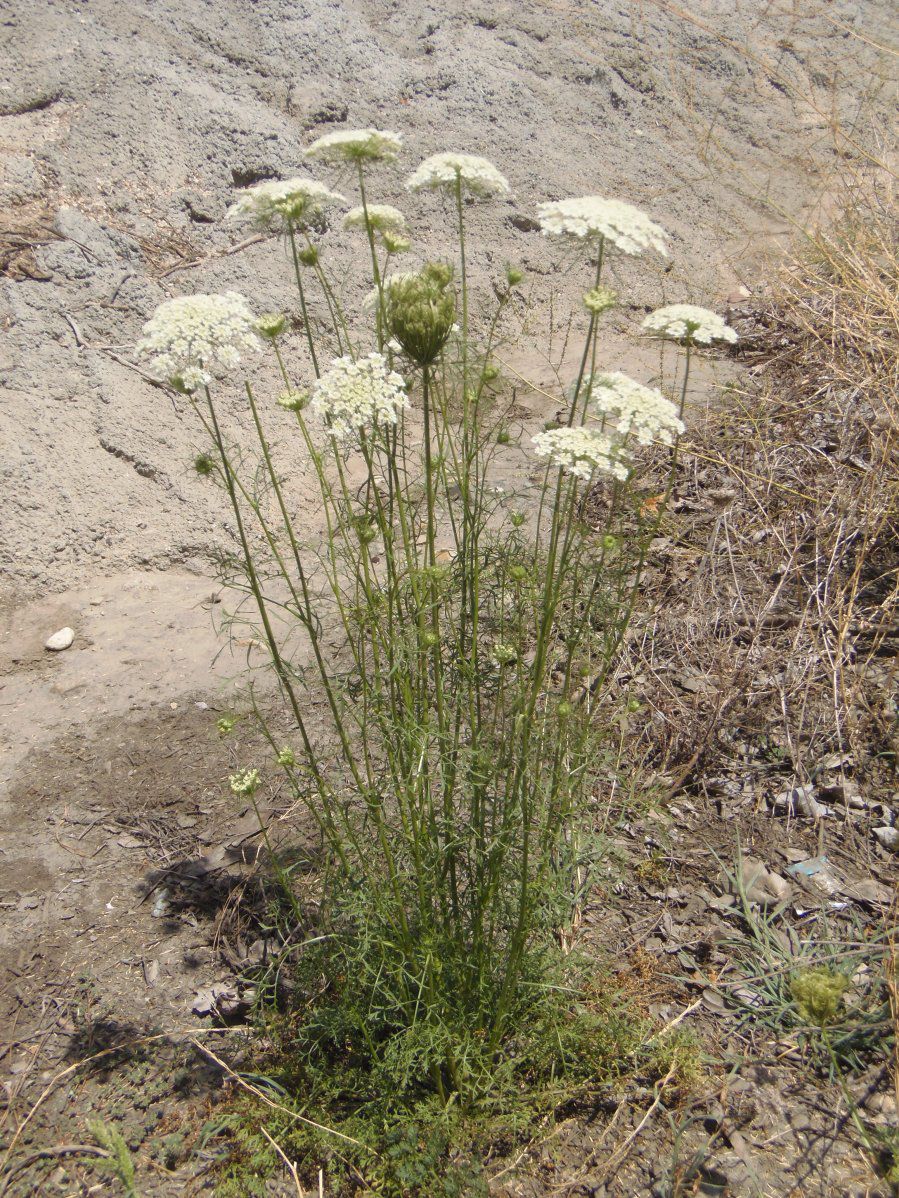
[791,967,850,1027]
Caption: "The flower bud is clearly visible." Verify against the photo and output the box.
[298,245,319,267]
[482,363,500,382]
[492,642,517,666]
[277,388,310,412]
[194,453,216,477]
[277,746,296,767]
[510,511,525,528]
[355,519,377,545]
[255,312,287,340]
[170,375,197,395]
[505,265,524,287]
[509,564,528,582]
[422,261,453,289]
[217,716,236,735]
[382,232,410,254]
[583,286,617,316]
[421,564,450,585]
[791,968,849,1027]
[386,267,456,366]
[496,427,510,445]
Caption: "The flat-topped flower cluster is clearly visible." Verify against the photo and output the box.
[136,292,260,390]
[532,426,628,482]
[305,128,403,164]
[537,196,668,256]
[227,178,345,229]
[406,152,510,198]
[343,204,407,233]
[642,304,738,345]
[311,353,408,443]
[590,372,685,446]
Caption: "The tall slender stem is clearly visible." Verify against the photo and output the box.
[287,220,319,377]
[357,162,384,350]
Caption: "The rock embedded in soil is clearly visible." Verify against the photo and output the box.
[44,626,74,651]
[872,826,899,852]
[771,784,830,820]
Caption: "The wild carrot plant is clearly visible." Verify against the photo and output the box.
[137,130,735,1112]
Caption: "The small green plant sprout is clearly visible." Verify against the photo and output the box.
[136,133,739,1128]
[88,1117,139,1198]
[646,1027,704,1092]
[792,965,897,1189]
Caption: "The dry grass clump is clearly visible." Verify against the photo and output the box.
[612,178,898,805]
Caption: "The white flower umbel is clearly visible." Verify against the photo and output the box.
[229,768,260,796]
[491,642,517,667]
[536,196,668,256]
[642,304,737,345]
[343,204,407,233]
[136,292,260,391]
[304,128,403,164]
[406,152,510,198]
[590,372,685,446]
[531,426,629,482]
[311,352,409,442]
[227,178,345,229]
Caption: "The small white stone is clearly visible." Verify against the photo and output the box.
[873,826,899,852]
[45,626,75,652]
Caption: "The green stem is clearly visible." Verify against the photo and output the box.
[357,162,384,350]
[287,220,319,377]
[421,365,458,921]
[303,231,351,357]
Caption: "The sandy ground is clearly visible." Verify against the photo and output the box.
[0,1,896,1192]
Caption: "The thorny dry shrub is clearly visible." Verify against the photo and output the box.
[610,181,898,812]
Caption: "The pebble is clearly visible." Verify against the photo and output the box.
[772,784,829,820]
[873,826,899,852]
[44,626,74,652]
